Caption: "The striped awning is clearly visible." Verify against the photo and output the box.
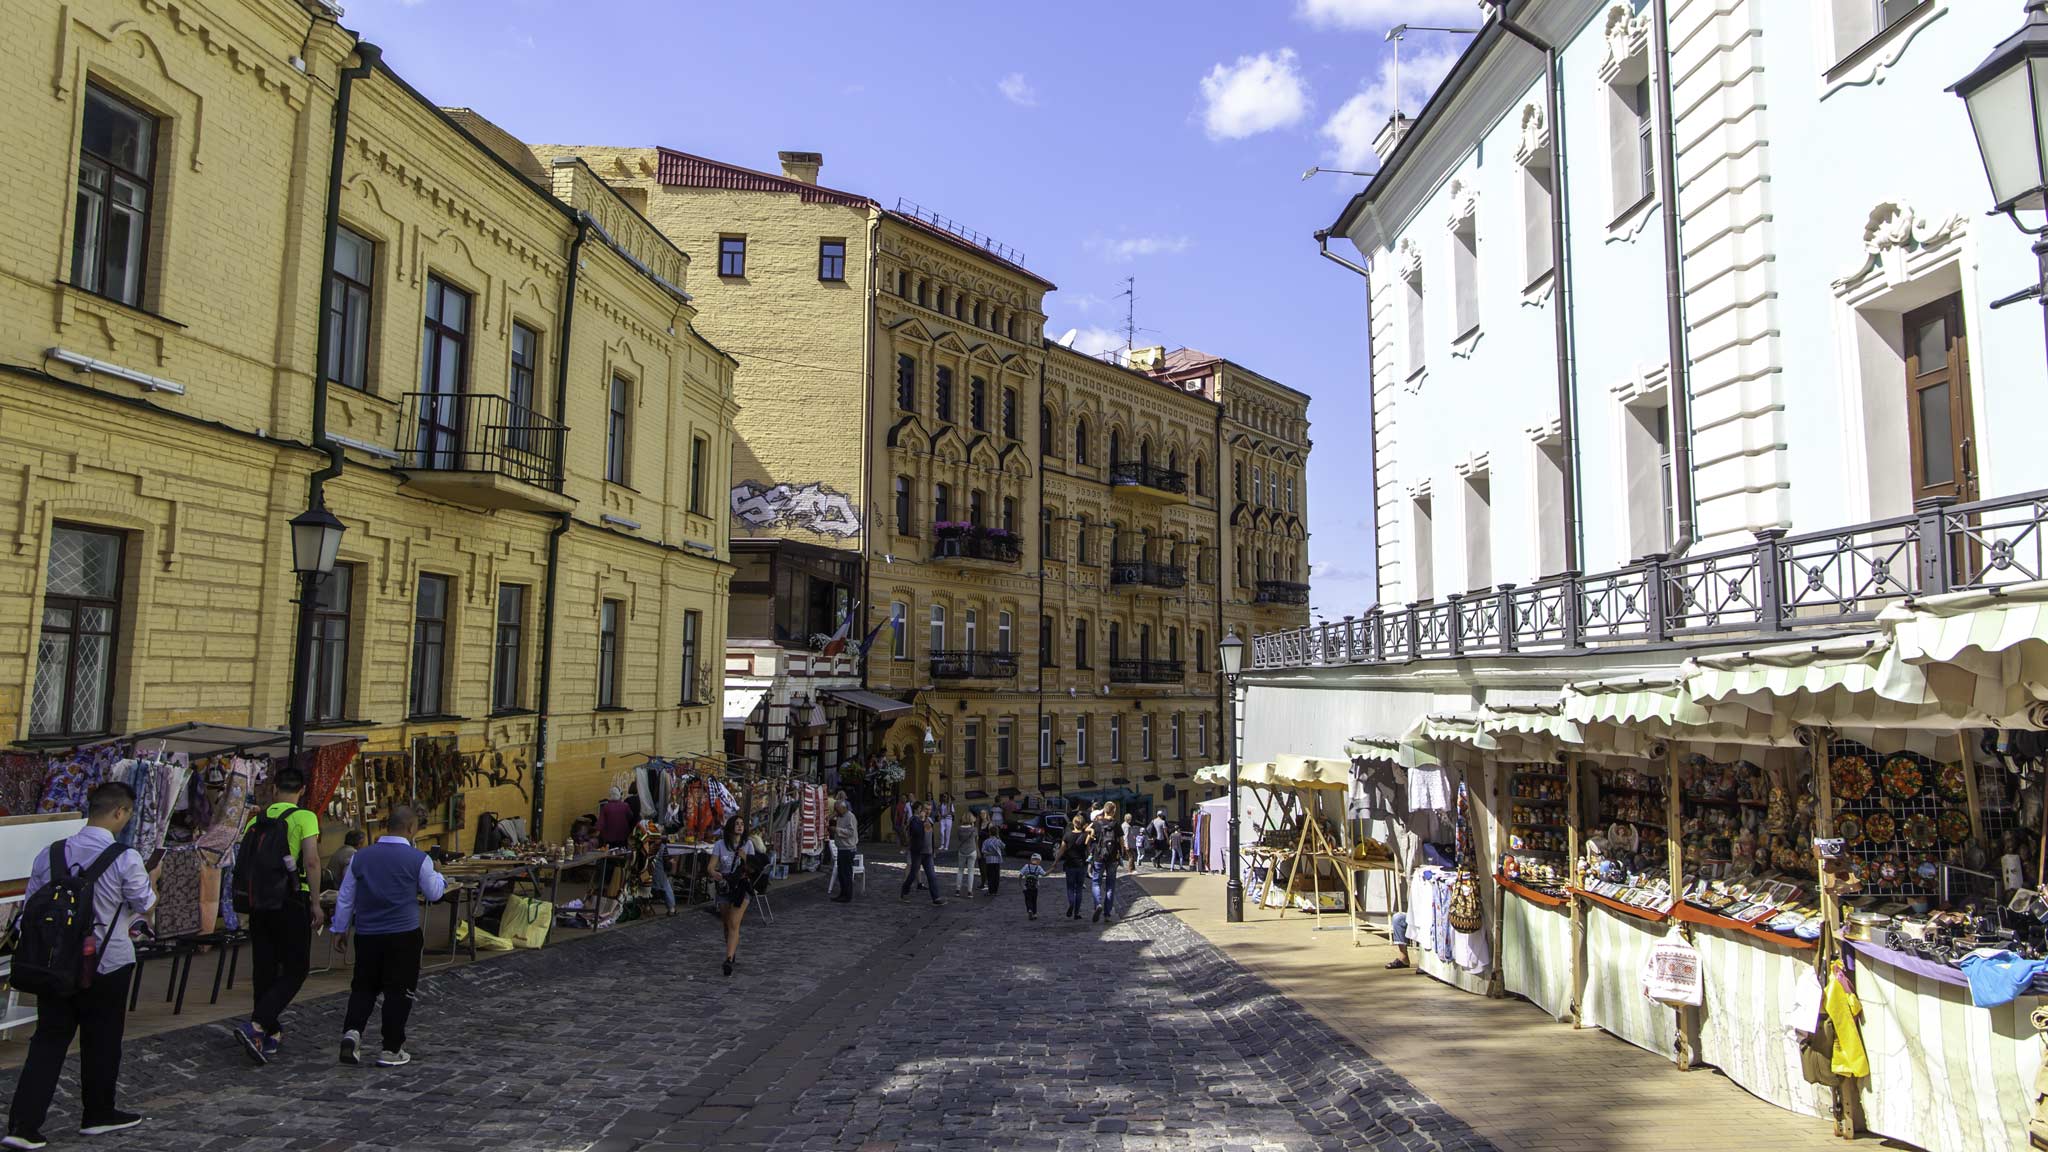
[1562,675,1705,729]
[1345,734,1441,768]
[1684,633,2047,732]
[1880,580,2048,695]
[1410,714,1497,749]
[1270,753,1355,791]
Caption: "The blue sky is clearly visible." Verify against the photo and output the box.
[343,0,1472,621]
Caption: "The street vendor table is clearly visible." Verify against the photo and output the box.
[1688,922,1833,1123]
[433,858,544,963]
[1498,876,1572,1021]
[1577,893,1679,1060]
[529,848,628,934]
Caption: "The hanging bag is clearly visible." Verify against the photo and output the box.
[1642,930,1705,1007]
[1447,871,1484,933]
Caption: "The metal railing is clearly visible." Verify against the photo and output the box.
[929,650,1020,679]
[1109,658,1185,684]
[1109,461,1189,495]
[1111,561,1188,589]
[1251,488,2048,670]
[933,526,1022,564]
[894,197,1028,266]
[1255,580,1310,606]
[396,392,565,491]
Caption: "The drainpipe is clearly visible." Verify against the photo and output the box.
[1036,350,1048,799]
[1315,230,1378,599]
[1651,0,1696,550]
[859,210,880,688]
[1488,3,1583,572]
[532,217,590,835]
[1212,398,1226,776]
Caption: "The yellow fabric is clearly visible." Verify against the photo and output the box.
[499,894,554,949]
[1824,967,1869,1079]
[454,920,513,951]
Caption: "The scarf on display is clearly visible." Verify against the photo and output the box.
[195,757,263,855]
[112,751,191,863]
[297,738,359,816]
[38,744,124,814]
[0,753,46,817]
[1454,781,1476,870]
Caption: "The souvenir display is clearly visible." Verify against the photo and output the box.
[1576,762,1674,914]
[1831,752,1875,802]
[1503,763,1570,877]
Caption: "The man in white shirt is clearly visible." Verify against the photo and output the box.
[5,782,156,1149]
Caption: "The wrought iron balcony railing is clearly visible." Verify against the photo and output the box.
[1250,488,2048,671]
[1110,658,1185,684]
[1110,461,1189,495]
[397,392,565,491]
[1111,561,1188,589]
[1255,580,1311,606]
[933,525,1022,564]
[929,650,1020,679]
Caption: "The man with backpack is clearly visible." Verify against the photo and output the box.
[1087,802,1124,924]
[4,781,155,1149]
[329,805,446,1067]
[233,765,323,1064]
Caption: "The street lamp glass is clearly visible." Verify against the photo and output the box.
[288,506,345,575]
[1954,4,2048,213]
[1218,630,1244,676]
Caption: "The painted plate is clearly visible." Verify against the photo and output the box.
[1939,764,1970,802]
[1904,814,1937,850]
[1938,809,1972,844]
[1837,813,1863,845]
[1882,756,1924,800]
[1864,811,1897,845]
[1832,754,1875,802]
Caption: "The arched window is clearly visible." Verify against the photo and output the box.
[1139,437,1151,469]
[1110,428,1122,467]
[1041,404,1054,453]
[1193,456,1207,496]
[1074,418,1090,465]
[1076,515,1091,562]
[1167,448,1178,475]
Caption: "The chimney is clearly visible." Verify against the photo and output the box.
[778,151,822,185]
[1373,114,1413,163]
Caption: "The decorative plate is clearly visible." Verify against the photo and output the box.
[1882,756,1924,800]
[1876,854,1904,884]
[1939,763,1970,801]
[1938,809,1972,844]
[1904,814,1937,850]
[1837,813,1863,845]
[1832,754,1875,802]
[1864,811,1897,845]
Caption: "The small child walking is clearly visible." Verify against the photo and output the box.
[1019,854,1047,920]
[979,827,1006,897]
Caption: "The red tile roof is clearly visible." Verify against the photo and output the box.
[654,148,874,209]
[1160,348,1221,373]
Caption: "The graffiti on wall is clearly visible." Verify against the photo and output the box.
[730,481,861,538]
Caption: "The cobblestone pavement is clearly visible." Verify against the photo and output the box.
[45,864,1497,1152]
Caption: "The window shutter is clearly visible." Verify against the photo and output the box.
[1454,229,1479,335]
[1609,86,1635,214]
[1833,0,1876,62]
[1524,166,1552,280]
[1406,274,1426,372]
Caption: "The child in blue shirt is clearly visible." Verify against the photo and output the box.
[1019,854,1048,920]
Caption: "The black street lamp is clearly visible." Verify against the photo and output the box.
[1218,628,1246,923]
[286,504,345,777]
[1954,1,2048,349]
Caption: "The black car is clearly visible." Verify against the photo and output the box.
[1001,812,1071,858]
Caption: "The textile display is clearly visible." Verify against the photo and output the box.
[1958,950,2048,1009]
[195,757,261,855]
[300,738,359,816]
[1408,865,1489,978]
[115,752,190,863]
[1407,765,1449,814]
[0,753,46,817]
[1641,932,1704,1006]
[38,744,123,814]
[1581,900,1680,1059]
[1500,888,1573,1021]
[153,846,204,939]
[799,785,827,856]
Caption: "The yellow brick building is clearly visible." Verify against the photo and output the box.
[0,0,736,846]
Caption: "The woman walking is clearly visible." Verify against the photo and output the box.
[1054,817,1090,918]
[937,793,956,854]
[955,811,980,898]
[707,814,757,977]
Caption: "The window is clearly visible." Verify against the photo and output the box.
[1523,160,1555,284]
[818,238,846,281]
[895,475,914,533]
[689,435,708,514]
[719,235,747,277]
[308,564,355,723]
[508,322,539,450]
[1040,713,1053,768]
[963,720,982,777]
[1831,0,1922,64]
[1194,458,1207,496]
[71,86,157,308]
[1270,473,1279,507]
[1076,516,1091,564]
[1285,476,1296,513]
[1453,216,1479,338]
[997,610,1013,653]
[964,608,978,652]
[933,482,951,526]
[1041,405,1054,454]
[1140,714,1153,760]
[1234,460,1244,501]
[1110,429,1122,467]
[996,719,1012,773]
[1075,715,1090,764]
[1168,626,1180,663]
[1197,713,1209,757]
[936,366,954,422]
[410,574,450,718]
[1412,496,1435,601]
[417,276,470,469]
[891,601,909,660]
[1905,294,1973,502]
[1002,388,1018,439]
[1624,404,1676,559]
[968,489,985,528]
[1196,629,1208,673]
[1110,714,1123,762]
[1074,418,1090,464]
[916,280,928,308]
[598,598,622,708]
[1108,621,1122,663]
[1170,714,1182,759]
[31,525,125,738]
[970,377,988,431]
[1464,474,1492,591]
[1404,265,1426,376]
[1536,441,1569,576]
[1074,618,1091,668]
[1040,613,1055,666]
[897,354,917,411]
[326,227,375,390]
[1252,468,1263,507]
[493,583,525,712]
[1609,77,1654,215]
[1001,497,1016,533]
[929,603,946,655]
[606,374,632,484]
[680,609,703,704]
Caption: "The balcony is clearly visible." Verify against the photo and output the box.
[1110,460,1188,503]
[1112,561,1187,590]
[396,392,572,514]
[1249,487,2048,670]
[1256,580,1311,607]
[929,650,1020,680]
[932,524,1022,566]
[1110,658,1184,684]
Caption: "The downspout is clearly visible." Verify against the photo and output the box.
[532,217,590,835]
[1651,0,1696,549]
[1036,349,1048,797]
[1316,230,1377,599]
[1212,397,1226,777]
[1491,5,1584,572]
[859,210,880,688]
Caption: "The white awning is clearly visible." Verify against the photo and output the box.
[723,684,769,730]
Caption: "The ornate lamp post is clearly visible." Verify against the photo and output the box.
[1219,628,1246,922]
[1953,0,2048,356]
[286,504,345,774]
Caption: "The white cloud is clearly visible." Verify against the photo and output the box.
[998,72,1037,107]
[1199,49,1310,140]
[1319,42,1459,170]
[1296,0,1478,29]
[1055,326,1128,360]
[1087,235,1193,262]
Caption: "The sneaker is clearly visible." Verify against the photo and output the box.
[375,1049,411,1067]
[78,1111,143,1136]
[1091,907,1102,923]
[340,1030,361,1066]
[2,1129,48,1150]
[260,1034,282,1062]
[234,1021,268,1065]
[930,899,948,907]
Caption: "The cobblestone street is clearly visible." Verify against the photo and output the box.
[36,865,1494,1152]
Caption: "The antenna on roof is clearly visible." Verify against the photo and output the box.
[1384,23,1481,147]
[1120,276,1136,352]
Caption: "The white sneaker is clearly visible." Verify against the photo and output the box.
[376,1049,411,1067]
[339,1029,361,1066]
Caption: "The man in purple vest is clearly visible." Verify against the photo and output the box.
[329,805,446,1067]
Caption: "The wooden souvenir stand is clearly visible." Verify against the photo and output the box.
[1264,755,1376,943]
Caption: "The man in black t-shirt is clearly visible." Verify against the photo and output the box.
[897,802,945,906]
[1052,824,1091,919]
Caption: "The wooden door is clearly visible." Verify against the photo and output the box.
[1904,294,1976,504]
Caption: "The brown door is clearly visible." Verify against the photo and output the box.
[1904,294,1976,504]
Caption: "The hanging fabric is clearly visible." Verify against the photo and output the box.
[0,753,46,817]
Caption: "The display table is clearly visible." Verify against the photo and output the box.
[1690,924,1832,1122]
[1670,903,1815,951]
[1498,876,1572,1021]
[1848,940,2043,1152]
[1579,898,1679,1060]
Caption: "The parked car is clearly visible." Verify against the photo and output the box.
[1002,811,1070,858]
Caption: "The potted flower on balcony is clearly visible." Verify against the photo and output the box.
[932,520,973,537]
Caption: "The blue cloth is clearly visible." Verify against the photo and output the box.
[1391,910,1411,947]
[1958,950,2048,1009]
[333,836,446,936]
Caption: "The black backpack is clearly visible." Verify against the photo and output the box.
[1090,821,1121,864]
[235,805,302,914]
[12,841,128,999]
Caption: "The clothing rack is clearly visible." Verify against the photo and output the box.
[18,721,359,760]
